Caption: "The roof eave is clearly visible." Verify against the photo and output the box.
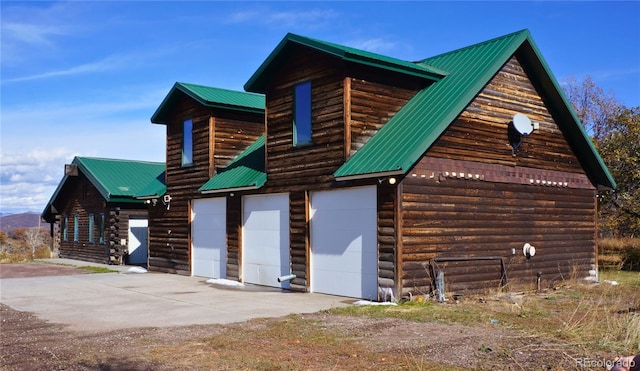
[245,33,447,93]
[334,169,405,182]
[151,83,265,124]
[343,54,444,82]
[200,184,262,194]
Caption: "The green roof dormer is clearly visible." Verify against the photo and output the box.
[244,33,448,94]
[151,82,265,124]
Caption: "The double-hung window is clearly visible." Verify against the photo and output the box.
[293,81,312,146]
[182,118,193,166]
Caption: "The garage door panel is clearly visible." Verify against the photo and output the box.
[311,210,373,230]
[192,198,227,279]
[244,211,283,230]
[311,186,378,299]
[313,249,377,272]
[242,194,290,289]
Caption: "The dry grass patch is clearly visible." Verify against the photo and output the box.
[332,272,640,356]
[147,315,442,370]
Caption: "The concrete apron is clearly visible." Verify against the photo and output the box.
[0,259,350,332]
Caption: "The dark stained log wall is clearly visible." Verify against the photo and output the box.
[226,195,242,280]
[349,78,419,157]
[57,175,110,264]
[428,56,584,174]
[377,184,397,290]
[401,173,596,294]
[263,46,346,192]
[289,191,308,292]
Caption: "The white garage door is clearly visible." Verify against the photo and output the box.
[191,198,227,278]
[310,186,378,299]
[242,193,290,289]
[128,219,148,266]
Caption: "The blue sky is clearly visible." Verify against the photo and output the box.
[1,1,639,215]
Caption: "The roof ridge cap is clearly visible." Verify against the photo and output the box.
[420,29,529,63]
[77,156,164,165]
[177,82,264,97]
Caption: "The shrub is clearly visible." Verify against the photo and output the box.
[599,238,640,271]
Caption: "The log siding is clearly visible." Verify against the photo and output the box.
[401,174,596,294]
[428,56,584,174]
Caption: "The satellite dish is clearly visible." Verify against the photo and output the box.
[513,113,533,135]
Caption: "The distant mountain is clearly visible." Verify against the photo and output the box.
[0,212,50,232]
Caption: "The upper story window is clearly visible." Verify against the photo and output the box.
[293,81,312,146]
[182,118,193,166]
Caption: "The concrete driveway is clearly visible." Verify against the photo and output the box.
[0,259,349,332]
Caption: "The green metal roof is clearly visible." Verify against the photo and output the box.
[42,157,165,222]
[151,82,265,124]
[75,157,166,199]
[334,29,616,190]
[245,33,448,93]
[199,135,266,193]
[135,171,166,199]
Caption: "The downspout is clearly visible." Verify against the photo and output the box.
[277,274,296,283]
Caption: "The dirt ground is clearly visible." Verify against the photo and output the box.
[0,264,89,279]
[0,264,619,370]
[1,303,598,371]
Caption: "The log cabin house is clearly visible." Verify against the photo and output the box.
[42,157,165,265]
[147,29,615,300]
[49,29,615,301]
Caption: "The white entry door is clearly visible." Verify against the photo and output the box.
[128,219,148,266]
[242,193,290,289]
[310,186,378,299]
[191,198,227,278]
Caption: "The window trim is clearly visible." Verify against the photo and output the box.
[293,81,312,146]
[182,118,193,166]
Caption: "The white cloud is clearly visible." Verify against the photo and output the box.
[345,38,399,55]
[0,120,166,215]
[0,148,78,214]
[3,55,128,83]
[1,85,168,127]
[0,2,83,66]
[224,8,339,29]
[1,22,67,47]
[3,48,175,84]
